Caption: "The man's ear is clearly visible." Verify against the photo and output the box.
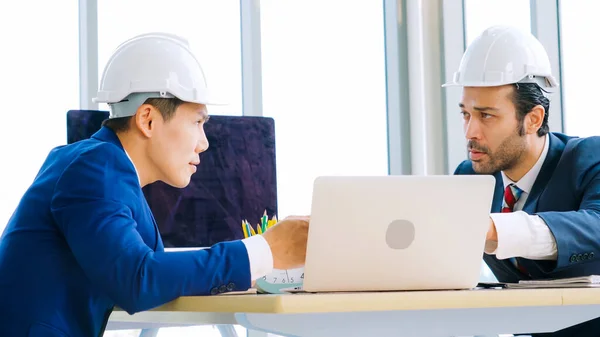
[134,104,155,138]
[525,105,545,135]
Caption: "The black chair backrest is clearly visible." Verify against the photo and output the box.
[66,110,278,247]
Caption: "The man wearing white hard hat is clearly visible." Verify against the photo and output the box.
[0,33,308,336]
[450,26,600,336]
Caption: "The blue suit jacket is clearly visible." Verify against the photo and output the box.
[0,127,252,337]
[455,132,600,336]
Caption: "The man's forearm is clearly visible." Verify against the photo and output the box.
[487,211,557,260]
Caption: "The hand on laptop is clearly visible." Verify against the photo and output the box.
[262,215,310,270]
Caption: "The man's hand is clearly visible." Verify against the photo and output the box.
[261,215,309,270]
[487,218,498,241]
[485,217,498,253]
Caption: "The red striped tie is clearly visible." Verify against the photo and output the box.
[501,184,529,275]
[502,184,522,213]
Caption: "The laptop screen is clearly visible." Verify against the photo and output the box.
[66,110,278,247]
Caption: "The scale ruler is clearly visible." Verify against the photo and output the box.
[255,267,304,294]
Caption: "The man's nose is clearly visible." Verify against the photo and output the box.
[464,118,481,140]
[196,132,209,153]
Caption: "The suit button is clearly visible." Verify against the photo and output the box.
[570,254,577,263]
[227,282,235,291]
[210,287,219,295]
[219,285,227,293]
[591,252,595,259]
[584,253,589,260]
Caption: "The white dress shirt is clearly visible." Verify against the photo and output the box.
[487,134,558,261]
[123,150,273,281]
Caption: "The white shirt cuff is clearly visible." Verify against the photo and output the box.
[489,211,557,260]
[241,235,274,280]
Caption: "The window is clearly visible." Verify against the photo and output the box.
[0,2,79,231]
[97,0,242,116]
[260,0,389,217]
[464,0,531,45]
[560,0,600,137]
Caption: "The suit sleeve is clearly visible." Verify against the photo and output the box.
[50,145,252,314]
[536,141,600,272]
[453,160,474,175]
[537,176,600,271]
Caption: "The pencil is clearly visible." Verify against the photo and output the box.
[261,210,268,233]
[248,222,256,236]
[244,220,253,237]
[268,215,277,229]
[242,220,248,238]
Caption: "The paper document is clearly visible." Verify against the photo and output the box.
[518,275,600,285]
[479,275,600,289]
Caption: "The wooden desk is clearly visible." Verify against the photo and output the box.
[108,288,600,337]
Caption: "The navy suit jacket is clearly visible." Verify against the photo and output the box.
[455,132,600,336]
[0,127,252,337]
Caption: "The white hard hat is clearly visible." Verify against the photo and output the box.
[443,25,558,90]
[93,32,222,118]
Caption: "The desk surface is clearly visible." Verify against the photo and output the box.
[139,287,600,314]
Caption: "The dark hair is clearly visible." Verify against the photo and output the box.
[102,97,185,133]
[511,83,550,137]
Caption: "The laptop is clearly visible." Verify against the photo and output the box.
[301,175,495,292]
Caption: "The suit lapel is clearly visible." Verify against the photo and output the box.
[522,133,565,213]
[491,172,504,213]
[92,126,165,251]
[141,194,163,251]
[517,134,566,278]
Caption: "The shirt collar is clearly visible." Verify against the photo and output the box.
[124,150,141,184]
[500,133,549,194]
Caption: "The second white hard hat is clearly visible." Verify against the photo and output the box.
[93,32,222,118]
[443,25,558,90]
